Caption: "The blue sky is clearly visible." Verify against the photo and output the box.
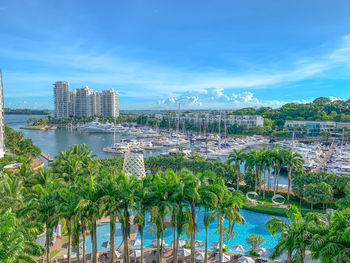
[1,0,350,110]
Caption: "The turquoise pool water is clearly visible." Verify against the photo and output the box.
[134,209,283,255]
[80,222,123,253]
[81,210,284,256]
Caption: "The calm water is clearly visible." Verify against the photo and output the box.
[5,114,288,185]
[81,222,124,253]
[5,114,169,159]
[80,209,283,256]
[135,209,282,254]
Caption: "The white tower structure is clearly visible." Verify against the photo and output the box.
[122,152,146,178]
[0,70,5,158]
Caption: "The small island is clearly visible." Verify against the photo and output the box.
[5,108,51,115]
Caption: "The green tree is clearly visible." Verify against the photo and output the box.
[246,234,265,255]
[227,149,246,190]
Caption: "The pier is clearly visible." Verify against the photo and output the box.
[40,152,53,162]
[313,142,336,172]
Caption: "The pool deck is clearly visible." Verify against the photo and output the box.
[51,216,278,263]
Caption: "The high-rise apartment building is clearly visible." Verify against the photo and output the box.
[54,81,70,118]
[75,86,93,117]
[54,83,119,118]
[101,89,119,118]
[91,91,101,116]
[0,70,5,158]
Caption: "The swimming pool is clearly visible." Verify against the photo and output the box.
[79,222,124,253]
[134,209,284,255]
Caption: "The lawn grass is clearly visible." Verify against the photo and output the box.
[242,193,323,217]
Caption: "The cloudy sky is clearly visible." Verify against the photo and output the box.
[1,0,350,110]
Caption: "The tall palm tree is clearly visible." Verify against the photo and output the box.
[29,179,60,263]
[270,146,284,194]
[214,178,244,263]
[99,172,122,263]
[227,149,246,190]
[283,149,304,203]
[115,172,134,263]
[199,180,218,263]
[76,175,102,263]
[149,171,171,263]
[245,150,262,192]
[166,170,185,263]
[133,174,152,263]
[266,205,311,263]
[58,186,80,263]
[183,169,201,263]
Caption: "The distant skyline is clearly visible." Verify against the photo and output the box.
[1,0,350,110]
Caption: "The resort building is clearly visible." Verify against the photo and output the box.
[155,112,264,128]
[284,120,336,136]
[53,81,70,118]
[0,70,5,158]
[54,83,119,118]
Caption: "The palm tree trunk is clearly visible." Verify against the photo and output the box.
[174,229,180,263]
[67,218,72,263]
[77,242,81,263]
[267,168,271,196]
[236,163,240,191]
[273,167,277,194]
[287,168,291,203]
[140,226,144,263]
[287,249,292,263]
[91,219,97,263]
[204,224,208,263]
[190,202,196,263]
[172,212,177,262]
[156,230,161,263]
[110,214,116,263]
[45,227,51,263]
[160,232,164,259]
[82,223,86,263]
[263,169,266,199]
[219,216,223,263]
[276,171,280,193]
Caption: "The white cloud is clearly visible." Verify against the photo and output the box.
[2,33,350,108]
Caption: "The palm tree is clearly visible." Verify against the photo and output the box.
[29,179,60,263]
[99,172,122,263]
[284,149,304,203]
[149,171,171,263]
[0,174,25,212]
[0,208,45,263]
[260,148,273,198]
[76,175,102,263]
[214,178,244,263]
[266,205,311,262]
[270,146,285,194]
[183,170,201,263]
[133,174,152,263]
[165,170,185,263]
[58,186,80,263]
[199,180,218,263]
[245,150,262,192]
[114,172,134,263]
[227,149,246,190]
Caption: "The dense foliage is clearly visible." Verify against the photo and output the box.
[4,108,51,115]
[1,143,349,263]
[0,125,41,169]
